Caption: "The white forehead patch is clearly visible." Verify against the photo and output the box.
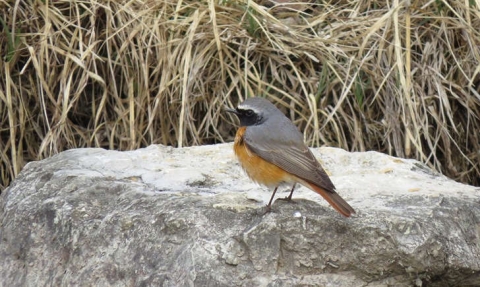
[237,103,261,114]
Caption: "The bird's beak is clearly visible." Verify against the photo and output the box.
[225,107,240,115]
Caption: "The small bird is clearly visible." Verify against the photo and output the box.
[226,97,355,217]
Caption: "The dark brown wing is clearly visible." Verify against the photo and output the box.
[243,123,336,193]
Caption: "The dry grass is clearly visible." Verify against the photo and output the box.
[1,0,479,191]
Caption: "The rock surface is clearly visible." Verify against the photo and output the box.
[1,144,479,286]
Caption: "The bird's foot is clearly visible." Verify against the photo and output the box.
[263,205,272,215]
[277,196,295,203]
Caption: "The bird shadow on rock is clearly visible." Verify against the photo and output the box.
[262,197,346,218]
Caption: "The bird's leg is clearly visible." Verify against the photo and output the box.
[277,183,296,202]
[264,186,279,214]
[286,183,296,201]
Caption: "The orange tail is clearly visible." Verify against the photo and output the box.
[308,183,355,217]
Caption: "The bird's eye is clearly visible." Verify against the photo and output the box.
[245,110,254,117]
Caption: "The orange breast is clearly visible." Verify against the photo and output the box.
[233,127,295,187]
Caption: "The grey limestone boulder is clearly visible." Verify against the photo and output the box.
[1,144,479,286]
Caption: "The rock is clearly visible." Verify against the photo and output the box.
[1,144,479,286]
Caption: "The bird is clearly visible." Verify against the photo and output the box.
[226,97,355,217]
